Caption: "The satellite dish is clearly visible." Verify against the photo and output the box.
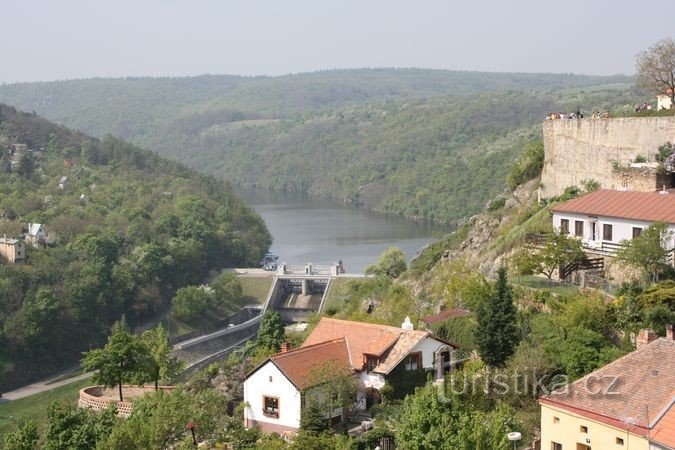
[507,432,522,441]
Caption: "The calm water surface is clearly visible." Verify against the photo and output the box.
[237,189,452,273]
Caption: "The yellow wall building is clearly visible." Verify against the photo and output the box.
[539,331,675,450]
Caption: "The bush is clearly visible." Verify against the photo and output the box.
[171,286,212,320]
[507,141,544,190]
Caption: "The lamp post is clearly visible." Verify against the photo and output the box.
[186,421,198,447]
[507,431,522,450]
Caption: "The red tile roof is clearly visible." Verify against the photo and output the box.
[421,308,472,325]
[302,318,457,372]
[303,318,404,363]
[551,189,675,224]
[540,338,675,434]
[265,338,352,390]
[652,398,675,448]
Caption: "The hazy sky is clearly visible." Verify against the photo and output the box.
[2,0,674,83]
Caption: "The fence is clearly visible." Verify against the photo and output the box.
[510,274,618,297]
[509,275,579,296]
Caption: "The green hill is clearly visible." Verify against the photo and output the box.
[0,104,271,390]
[0,69,636,222]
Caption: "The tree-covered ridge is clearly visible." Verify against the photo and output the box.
[0,104,271,390]
[0,70,636,223]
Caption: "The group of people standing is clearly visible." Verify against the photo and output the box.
[545,110,584,120]
[634,102,653,113]
[545,109,610,120]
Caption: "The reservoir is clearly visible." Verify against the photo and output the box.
[237,189,451,273]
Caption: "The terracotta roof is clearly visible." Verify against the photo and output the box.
[266,338,352,390]
[303,318,403,365]
[551,189,675,224]
[302,318,457,374]
[652,397,675,448]
[540,338,675,433]
[421,308,472,325]
[372,330,430,374]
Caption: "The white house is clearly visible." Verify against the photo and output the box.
[657,88,673,111]
[244,317,458,434]
[551,189,675,255]
[26,223,48,248]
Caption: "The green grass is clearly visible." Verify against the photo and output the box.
[322,277,360,311]
[239,276,273,304]
[0,378,91,436]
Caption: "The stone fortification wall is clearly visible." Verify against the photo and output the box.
[540,117,675,198]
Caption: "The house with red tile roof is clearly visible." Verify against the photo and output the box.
[551,190,675,258]
[539,326,675,450]
[244,317,458,433]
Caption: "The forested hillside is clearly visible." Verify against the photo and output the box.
[0,69,636,222]
[0,104,271,390]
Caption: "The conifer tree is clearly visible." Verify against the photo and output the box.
[474,267,520,367]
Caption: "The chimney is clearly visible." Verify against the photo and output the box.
[636,329,657,349]
[667,324,674,341]
[280,342,292,353]
[401,316,414,331]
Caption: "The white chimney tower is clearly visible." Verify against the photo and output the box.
[401,316,414,331]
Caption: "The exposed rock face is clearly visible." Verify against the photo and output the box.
[442,178,540,277]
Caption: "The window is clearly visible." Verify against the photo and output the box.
[580,425,588,433]
[632,227,642,238]
[575,220,584,237]
[366,356,377,372]
[553,416,560,424]
[560,219,569,235]
[404,353,421,371]
[551,442,562,450]
[268,376,273,382]
[603,224,613,241]
[616,437,624,445]
[263,396,279,418]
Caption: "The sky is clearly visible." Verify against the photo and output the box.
[2,0,674,83]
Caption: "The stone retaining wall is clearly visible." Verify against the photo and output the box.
[78,385,174,417]
[540,117,675,198]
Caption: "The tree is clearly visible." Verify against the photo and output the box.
[140,324,183,390]
[15,152,34,178]
[81,320,150,402]
[171,286,212,321]
[256,311,285,352]
[396,382,519,450]
[365,247,407,279]
[617,221,673,282]
[43,402,118,450]
[212,271,243,309]
[507,141,544,190]
[97,388,227,450]
[304,360,358,430]
[512,230,585,279]
[636,38,675,106]
[2,420,39,450]
[474,267,520,367]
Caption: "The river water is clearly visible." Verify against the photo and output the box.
[237,189,451,273]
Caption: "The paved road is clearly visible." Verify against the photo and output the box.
[2,371,93,401]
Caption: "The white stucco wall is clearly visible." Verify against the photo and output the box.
[244,362,301,430]
[359,371,386,390]
[552,212,675,248]
[409,336,449,369]
[657,95,673,111]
